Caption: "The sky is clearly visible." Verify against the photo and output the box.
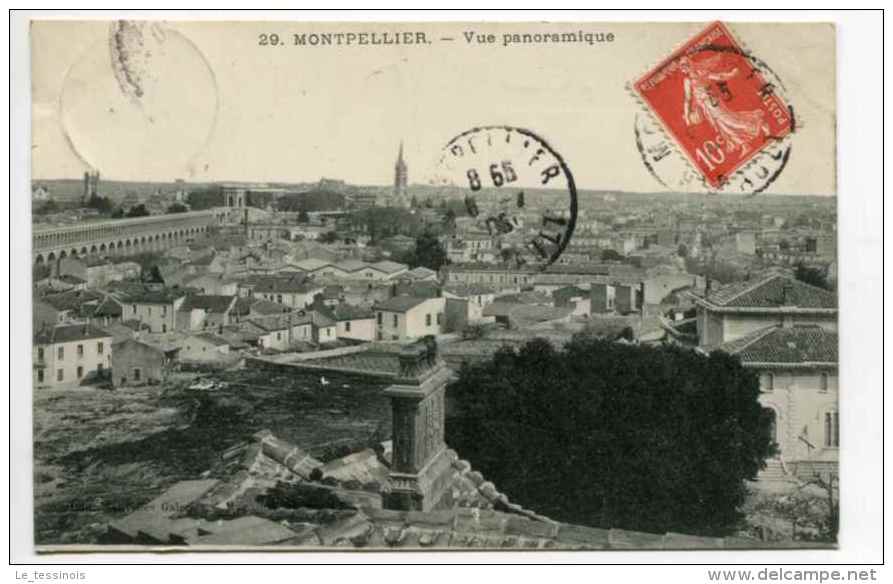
[31,20,836,195]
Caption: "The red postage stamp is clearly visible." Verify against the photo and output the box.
[633,21,793,188]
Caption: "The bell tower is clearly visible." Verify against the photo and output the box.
[393,141,408,206]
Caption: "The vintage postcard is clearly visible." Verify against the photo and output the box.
[29,19,839,551]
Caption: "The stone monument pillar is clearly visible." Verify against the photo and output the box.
[383,336,455,511]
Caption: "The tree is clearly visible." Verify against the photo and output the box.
[318,230,338,244]
[351,207,416,242]
[110,207,125,218]
[445,336,775,536]
[35,199,59,215]
[126,204,151,218]
[85,194,115,213]
[795,262,832,291]
[408,230,448,271]
[167,202,189,214]
[442,208,457,231]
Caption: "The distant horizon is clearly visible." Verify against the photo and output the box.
[30,175,836,199]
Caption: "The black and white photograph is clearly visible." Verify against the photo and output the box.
[8,9,884,570]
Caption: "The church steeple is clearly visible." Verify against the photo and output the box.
[393,140,408,206]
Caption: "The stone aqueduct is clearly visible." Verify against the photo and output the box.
[32,209,228,265]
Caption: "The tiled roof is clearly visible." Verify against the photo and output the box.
[700,273,836,309]
[248,299,292,315]
[370,260,408,274]
[291,258,334,272]
[250,275,320,294]
[79,296,123,319]
[100,430,810,549]
[482,302,518,318]
[334,259,367,272]
[331,303,375,321]
[179,294,237,313]
[714,325,838,365]
[406,267,438,279]
[374,295,430,312]
[447,262,537,273]
[301,351,402,376]
[495,291,553,305]
[443,283,498,297]
[124,288,187,305]
[40,289,104,312]
[34,323,111,345]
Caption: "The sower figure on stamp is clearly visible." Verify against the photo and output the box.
[680,54,770,156]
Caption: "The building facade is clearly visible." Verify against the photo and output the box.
[692,272,839,480]
[374,296,446,341]
[34,324,113,388]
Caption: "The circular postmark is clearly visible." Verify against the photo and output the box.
[431,126,577,269]
[633,24,796,195]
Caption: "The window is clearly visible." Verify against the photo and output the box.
[162,306,167,317]
[377,312,383,325]
[276,332,282,341]
[57,369,63,382]
[132,305,137,314]
[133,368,141,382]
[97,342,104,354]
[148,307,152,317]
[37,347,44,362]
[57,346,64,359]
[345,321,351,332]
[76,366,83,379]
[824,411,839,447]
[392,314,398,327]
[765,373,775,391]
[377,331,383,340]
[37,370,44,383]
[277,294,283,304]
[76,344,84,357]
[162,324,167,333]
[820,373,829,392]
[426,314,432,327]
[325,328,331,337]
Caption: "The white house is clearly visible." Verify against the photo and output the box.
[33,323,113,387]
[373,296,446,341]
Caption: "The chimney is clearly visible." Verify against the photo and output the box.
[383,337,455,511]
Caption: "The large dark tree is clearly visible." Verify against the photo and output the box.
[445,336,774,536]
[408,230,448,271]
[126,204,151,218]
[795,262,832,291]
[86,193,115,213]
